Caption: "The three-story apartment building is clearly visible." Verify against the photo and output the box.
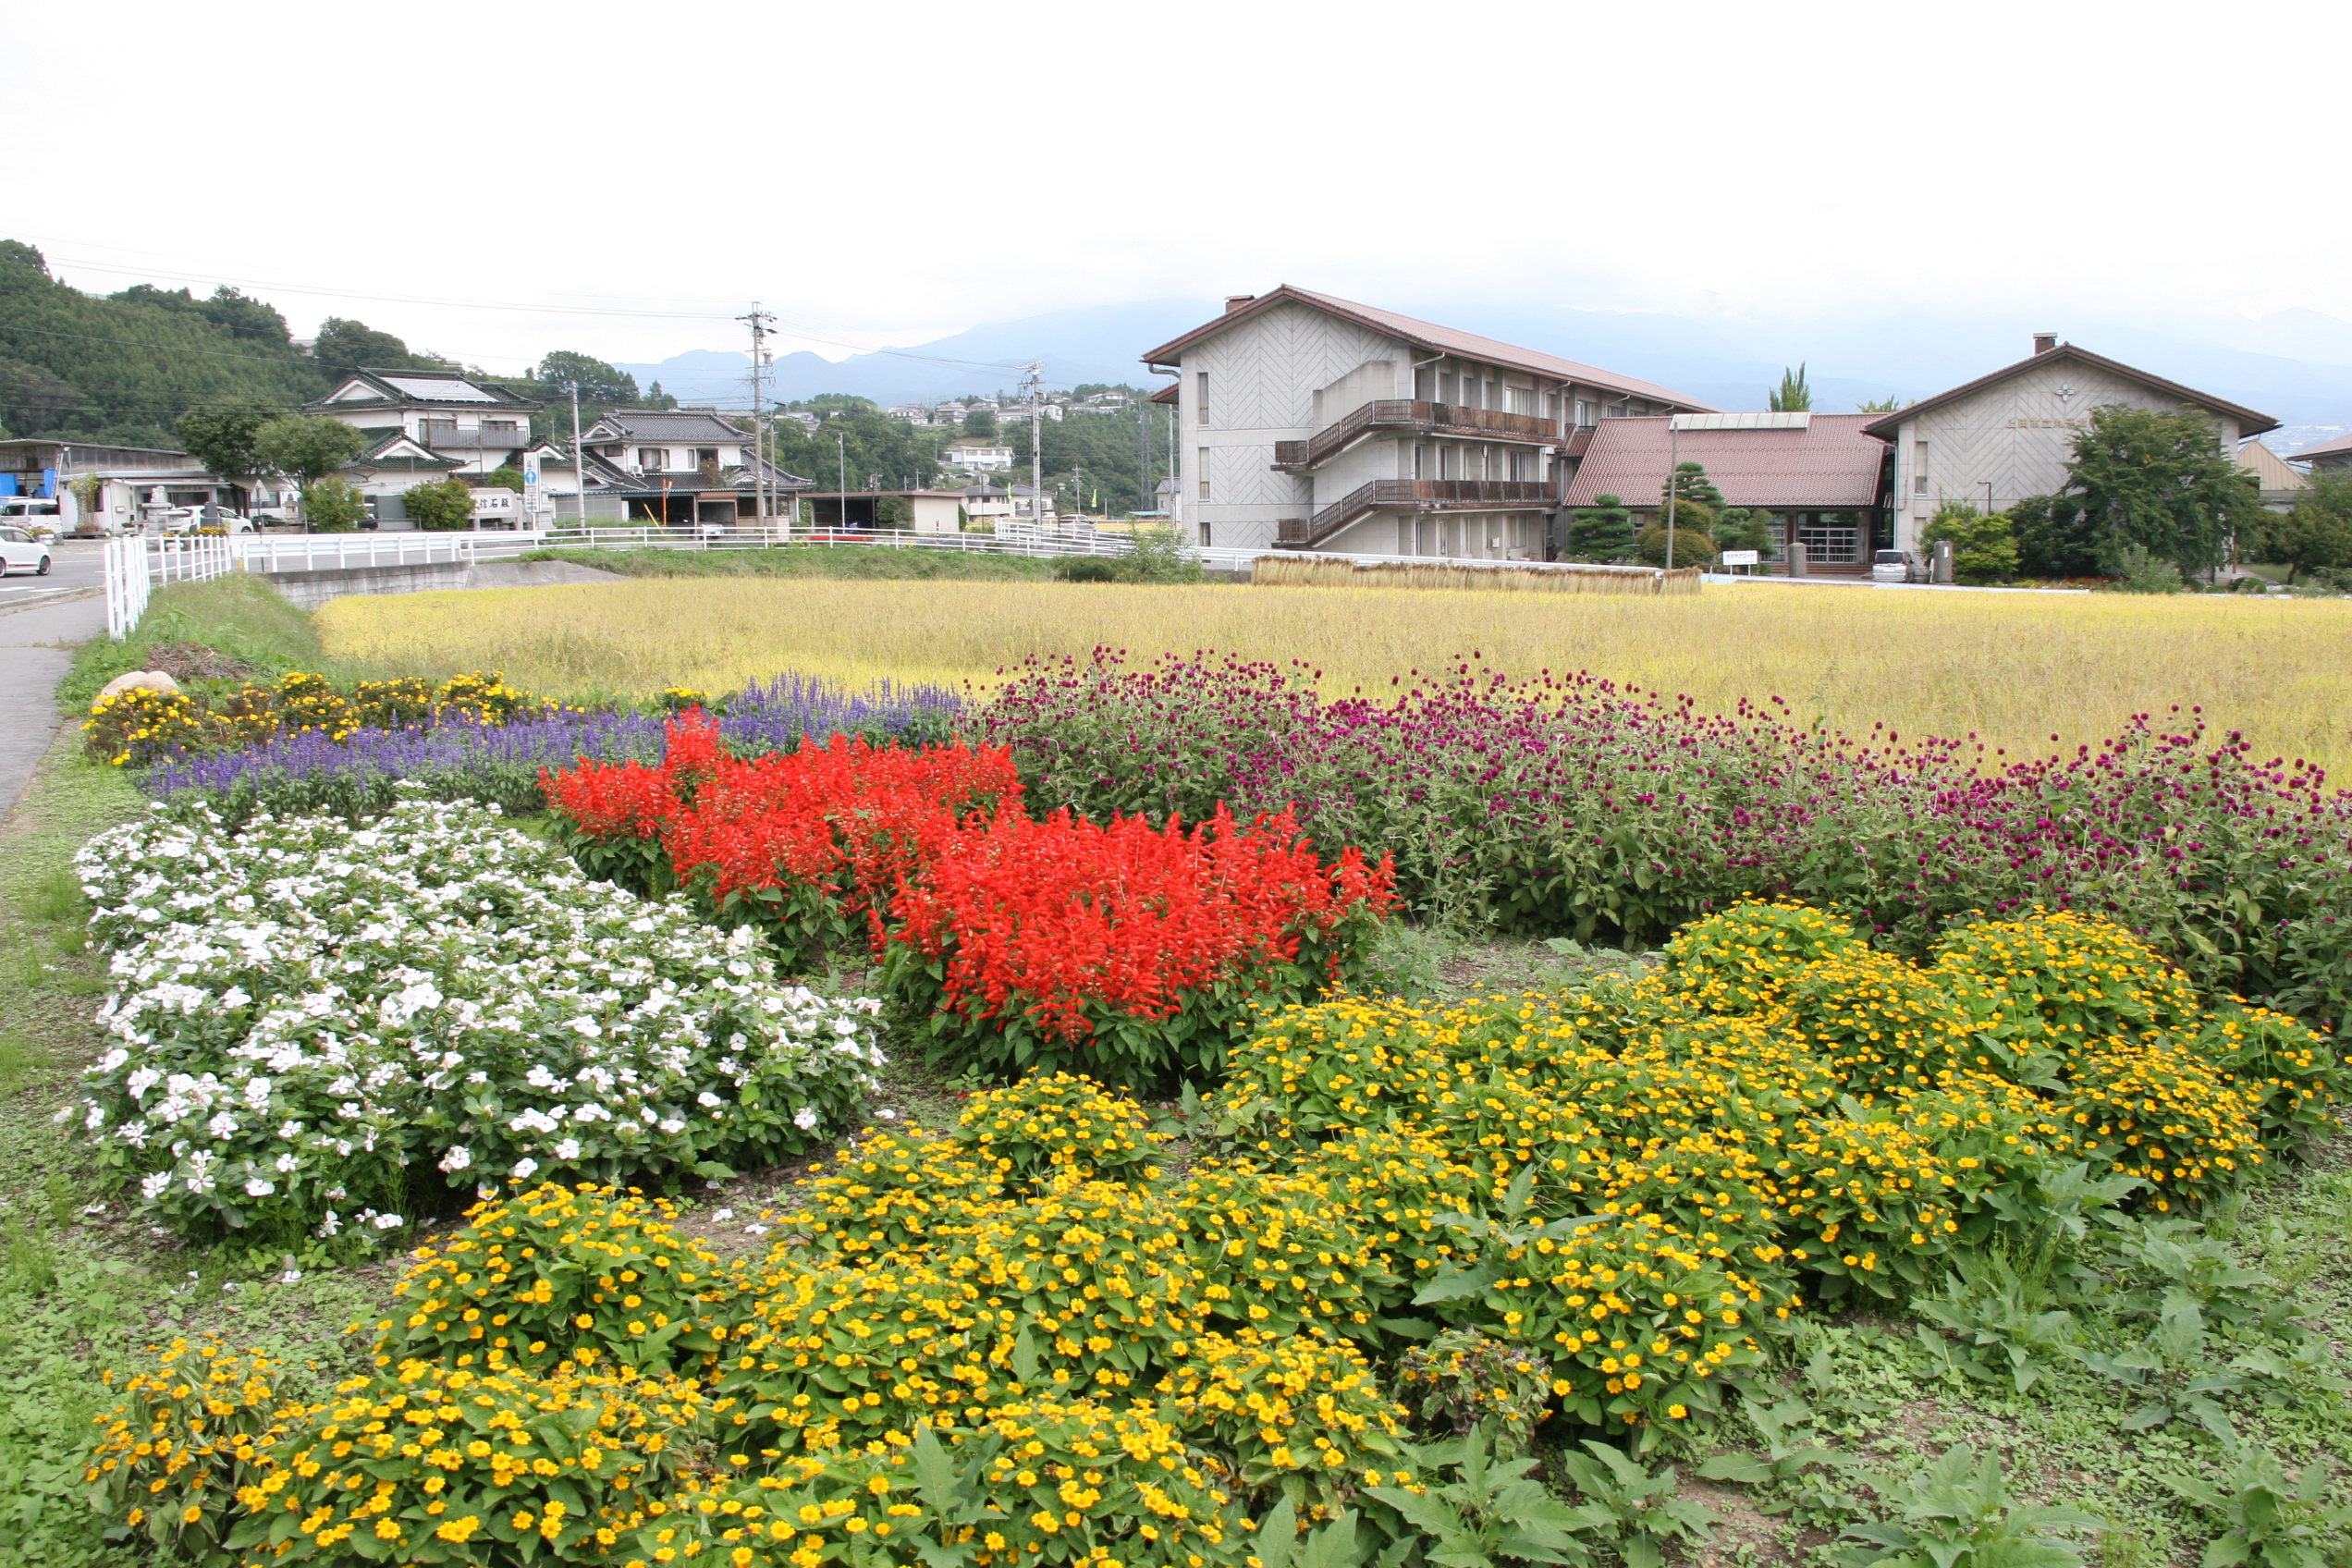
[1141,288,1710,555]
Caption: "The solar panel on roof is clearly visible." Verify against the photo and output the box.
[382,376,497,402]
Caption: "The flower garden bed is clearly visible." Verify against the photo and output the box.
[19,616,2352,1568]
[68,794,882,1246]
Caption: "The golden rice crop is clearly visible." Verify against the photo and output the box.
[315,575,2352,776]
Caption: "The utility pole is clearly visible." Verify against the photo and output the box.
[738,302,776,528]
[1136,393,1148,519]
[570,380,585,530]
[836,431,847,531]
[1022,359,1043,519]
[1664,418,1680,578]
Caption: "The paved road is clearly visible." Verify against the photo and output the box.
[1,541,112,814]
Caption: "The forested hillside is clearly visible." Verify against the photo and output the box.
[0,241,443,447]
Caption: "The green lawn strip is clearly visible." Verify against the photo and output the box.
[57,572,339,715]
[521,544,1060,582]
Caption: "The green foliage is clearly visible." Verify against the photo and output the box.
[482,465,527,494]
[1055,556,1122,582]
[0,240,325,445]
[254,414,368,485]
[1002,397,1174,516]
[1694,1395,1842,1498]
[1394,1329,1552,1459]
[2107,543,2185,594]
[1635,511,1717,568]
[2162,1451,2352,1568]
[176,397,284,485]
[1838,1446,2102,1568]
[1121,526,1206,582]
[1771,364,1813,412]
[402,477,476,531]
[1365,1427,1596,1568]
[2261,471,2352,583]
[1553,1440,1719,1568]
[1568,495,1637,561]
[301,476,370,533]
[61,571,330,709]
[962,406,998,438]
[873,494,913,527]
[529,350,637,405]
[770,403,941,494]
[1712,508,1774,554]
[1857,394,1908,413]
[951,1072,1161,1190]
[2009,494,2101,579]
[312,315,444,378]
[2067,405,2260,577]
[1922,502,2020,582]
[1666,462,1724,508]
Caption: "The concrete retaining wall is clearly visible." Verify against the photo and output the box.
[259,557,622,611]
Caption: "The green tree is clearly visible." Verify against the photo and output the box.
[1666,461,1724,508]
[253,414,368,485]
[176,397,282,492]
[2065,404,2259,577]
[301,476,370,533]
[1921,501,2020,582]
[1770,363,1812,412]
[1569,494,1637,560]
[483,465,527,494]
[2008,493,2099,578]
[531,350,638,405]
[1713,507,1774,554]
[1639,499,1718,566]
[962,406,998,439]
[312,317,441,379]
[403,477,476,531]
[1856,393,1908,413]
[2263,471,2352,582]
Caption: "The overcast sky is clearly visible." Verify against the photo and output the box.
[8,0,2348,374]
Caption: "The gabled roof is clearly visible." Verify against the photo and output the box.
[2237,438,2309,491]
[576,447,811,493]
[2289,429,2352,463]
[1562,414,1888,509]
[583,410,750,443]
[311,368,540,413]
[1139,286,1713,411]
[347,429,462,470]
[1149,382,1180,405]
[1860,343,2278,439]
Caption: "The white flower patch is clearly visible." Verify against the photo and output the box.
[72,795,883,1244]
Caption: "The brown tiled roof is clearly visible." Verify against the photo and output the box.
[1139,286,1713,411]
[2289,429,2352,462]
[1562,414,1888,508]
[1859,343,2278,439]
[1148,381,1180,404]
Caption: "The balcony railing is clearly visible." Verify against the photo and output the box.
[1279,479,1558,548]
[422,423,529,449]
[1271,400,1563,472]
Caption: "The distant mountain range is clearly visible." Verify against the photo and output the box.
[619,295,2352,455]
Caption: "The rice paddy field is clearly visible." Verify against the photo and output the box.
[319,574,2352,776]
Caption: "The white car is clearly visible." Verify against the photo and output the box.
[1871,549,1915,584]
[156,506,258,534]
[0,524,55,576]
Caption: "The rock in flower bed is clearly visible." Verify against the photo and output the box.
[138,671,963,825]
[66,793,884,1245]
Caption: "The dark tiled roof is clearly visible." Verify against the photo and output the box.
[1562,415,1887,508]
[587,410,751,442]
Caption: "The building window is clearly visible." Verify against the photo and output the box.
[636,447,668,470]
[1543,390,1559,422]
[1412,444,1426,480]
[1414,365,1435,400]
[1914,441,1929,494]
[1196,447,1210,502]
[1195,373,1209,425]
[1575,399,1595,427]
[1438,371,1455,405]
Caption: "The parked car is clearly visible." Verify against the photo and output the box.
[0,524,55,575]
[156,506,258,534]
[1871,548,1915,585]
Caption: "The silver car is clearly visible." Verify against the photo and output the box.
[1871,549,1915,584]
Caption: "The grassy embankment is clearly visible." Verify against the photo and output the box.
[320,574,2352,779]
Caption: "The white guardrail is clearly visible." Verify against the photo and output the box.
[102,522,1679,639]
